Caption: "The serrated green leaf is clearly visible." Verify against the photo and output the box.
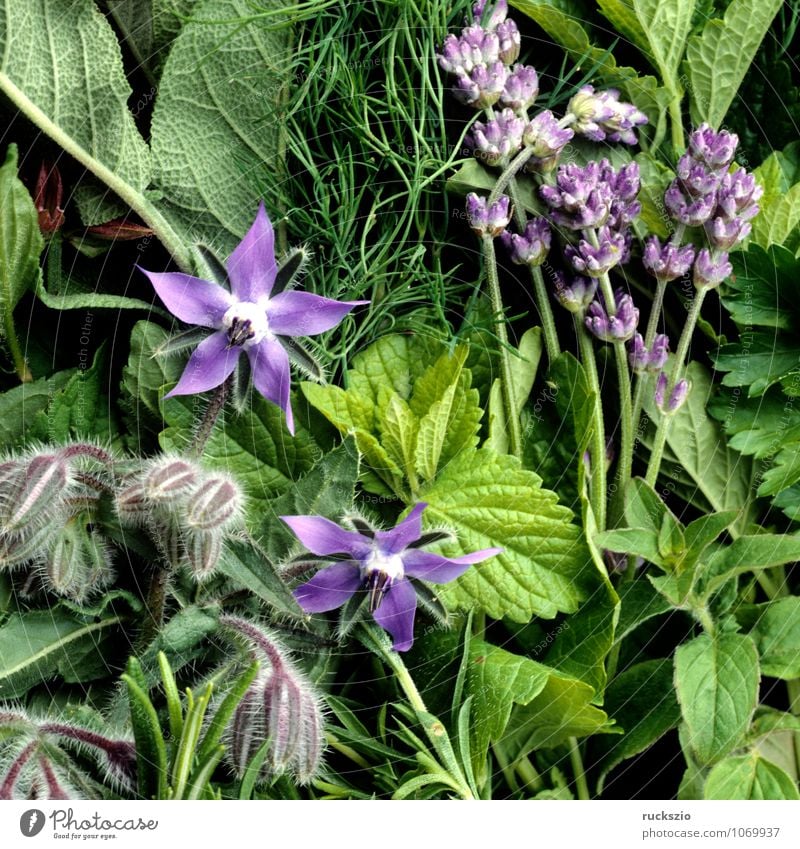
[704,753,799,800]
[685,0,783,128]
[714,333,800,397]
[758,445,800,498]
[595,658,681,792]
[379,393,419,481]
[675,633,760,765]
[421,448,588,621]
[749,158,800,252]
[149,0,291,254]
[0,144,43,340]
[722,245,800,330]
[0,610,122,699]
[597,0,649,56]
[739,597,800,681]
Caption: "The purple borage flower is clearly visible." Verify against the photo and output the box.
[283,503,502,652]
[139,204,368,434]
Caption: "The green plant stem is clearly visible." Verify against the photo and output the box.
[645,287,708,486]
[610,340,634,526]
[482,234,522,459]
[190,377,231,458]
[577,322,607,531]
[515,755,544,794]
[487,147,534,206]
[2,307,32,383]
[669,95,685,154]
[568,737,590,800]
[630,277,668,434]
[0,73,192,272]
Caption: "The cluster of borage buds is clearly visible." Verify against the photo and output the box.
[0,708,136,800]
[221,616,325,783]
[115,455,243,581]
[0,443,116,602]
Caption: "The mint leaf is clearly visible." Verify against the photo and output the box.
[421,448,589,621]
[704,754,799,800]
[675,632,760,765]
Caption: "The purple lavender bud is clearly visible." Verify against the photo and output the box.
[501,64,539,110]
[567,86,647,145]
[585,289,639,342]
[654,371,668,410]
[522,110,574,172]
[688,123,738,170]
[664,180,717,227]
[452,62,508,108]
[499,217,551,265]
[222,616,325,784]
[438,26,500,74]
[602,160,640,203]
[642,236,696,283]
[566,228,627,277]
[553,273,598,314]
[142,458,198,504]
[473,0,507,30]
[540,161,612,229]
[629,332,669,373]
[466,192,512,236]
[693,248,732,290]
[704,216,751,250]
[668,378,690,413]
[470,108,525,166]
[676,154,721,198]
[185,474,243,531]
[715,169,763,221]
[496,18,520,64]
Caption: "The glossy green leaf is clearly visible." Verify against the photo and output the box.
[675,633,760,765]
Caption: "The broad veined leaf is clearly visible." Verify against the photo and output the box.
[0,369,72,448]
[0,1,153,226]
[704,753,799,800]
[758,446,800,498]
[714,333,800,397]
[421,448,590,621]
[674,632,760,765]
[594,658,681,792]
[0,144,43,344]
[750,157,800,252]
[0,609,123,699]
[149,0,293,254]
[685,0,783,129]
[613,579,673,645]
[628,0,695,92]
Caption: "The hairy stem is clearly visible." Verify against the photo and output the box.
[482,234,522,458]
[577,322,607,531]
[190,377,231,458]
[645,288,708,487]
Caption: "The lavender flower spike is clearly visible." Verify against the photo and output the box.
[522,110,574,172]
[693,248,732,290]
[566,86,647,145]
[470,108,525,166]
[499,217,551,266]
[501,65,539,111]
[688,124,738,170]
[553,273,597,314]
[466,193,512,237]
[629,332,669,373]
[566,227,627,277]
[139,204,368,434]
[642,236,695,283]
[284,504,502,651]
[585,289,639,342]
